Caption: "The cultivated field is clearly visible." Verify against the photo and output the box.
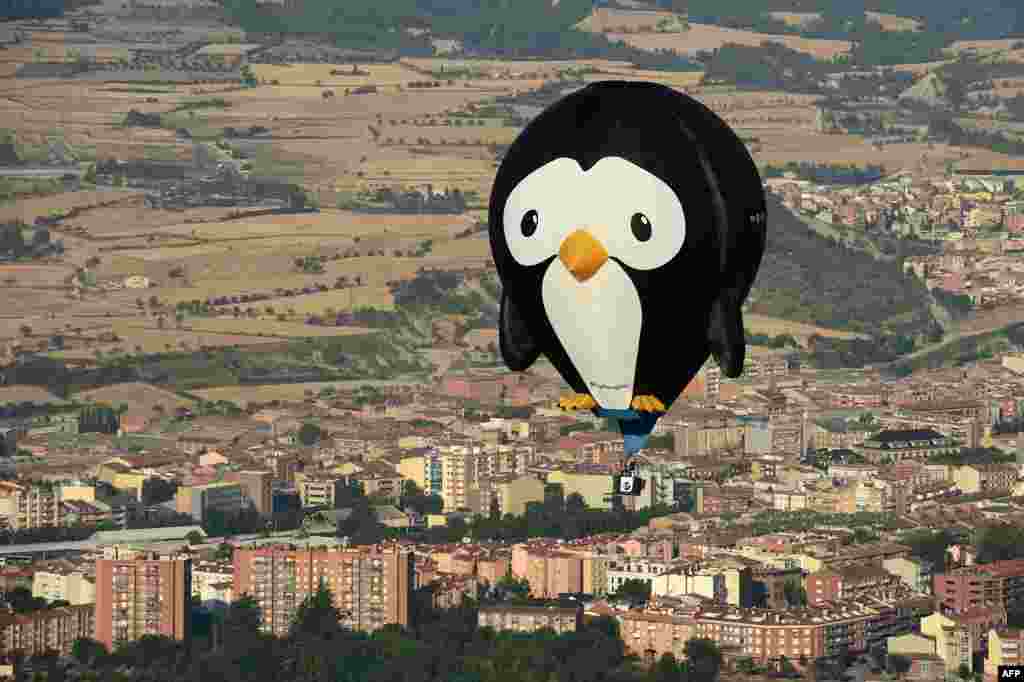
[173,318,376,338]
[607,22,854,60]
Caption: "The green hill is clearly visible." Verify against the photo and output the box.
[747,196,941,367]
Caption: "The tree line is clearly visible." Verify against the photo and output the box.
[46,584,728,682]
[761,162,886,186]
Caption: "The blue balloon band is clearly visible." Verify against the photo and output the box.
[592,408,661,458]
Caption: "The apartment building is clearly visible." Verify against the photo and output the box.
[651,561,754,607]
[175,481,247,523]
[0,482,61,530]
[32,568,95,606]
[984,628,1024,682]
[853,429,960,464]
[225,469,273,515]
[438,444,534,512]
[617,604,699,662]
[476,473,545,517]
[94,552,192,651]
[477,604,581,634]
[805,565,903,606]
[294,472,345,508]
[0,605,93,657]
[546,469,615,511]
[233,544,414,636]
[934,559,1024,614]
[953,463,1018,495]
[920,612,979,673]
[693,601,878,663]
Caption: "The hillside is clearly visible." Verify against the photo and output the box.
[749,195,938,341]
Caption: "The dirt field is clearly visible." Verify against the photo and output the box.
[249,63,427,88]
[865,12,921,32]
[0,189,144,224]
[73,383,193,419]
[0,385,63,403]
[575,7,681,33]
[766,12,821,28]
[608,22,853,59]
[743,313,870,344]
[948,39,1023,56]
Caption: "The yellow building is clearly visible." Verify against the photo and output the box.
[59,484,95,503]
[294,472,344,508]
[921,612,974,673]
[953,463,1018,495]
[32,570,95,606]
[112,471,148,501]
[985,629,1024,682]
[492,475,544,517]
[966,206,1003,228]
[546,471,614,511]
[397,455,428,490]
[426,513,450,528]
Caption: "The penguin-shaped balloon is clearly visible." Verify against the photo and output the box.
[488,80,767,457]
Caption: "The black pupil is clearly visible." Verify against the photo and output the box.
[521,210,539,237]
[631,213,651,241]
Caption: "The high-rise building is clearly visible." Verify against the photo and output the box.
[94,551,192,651]
[228,470,273,515]
[233,545,414,636]
[175,481,246,523]
[0,604,93,657]
[0,481,62,530]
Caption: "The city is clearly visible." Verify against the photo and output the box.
[2,0,1024,680]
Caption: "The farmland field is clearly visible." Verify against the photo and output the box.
[607,22,853,60]
[170,318,376,338]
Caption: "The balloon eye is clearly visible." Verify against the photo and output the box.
[521,209,539,237]
[631,213,652,242]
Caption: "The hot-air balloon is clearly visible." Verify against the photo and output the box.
[488,81,767,497]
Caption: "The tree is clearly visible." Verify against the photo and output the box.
[783,577,807,607]
[684,638,724,681]
[297,421,322,446]
[221,594,262,653]
[650,652,684,682]
[185,530,204,545]
[291,580,344,641]
[566,492,587,514]
[70,637,108,667]
[214,542,234,562]
[496,573,531,603]
[888,654,912,680]
[613,578,652,605]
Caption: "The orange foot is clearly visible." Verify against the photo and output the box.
[557,393,597,410]
[631,395,667,413]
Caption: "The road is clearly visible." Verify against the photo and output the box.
[0,166,84,178]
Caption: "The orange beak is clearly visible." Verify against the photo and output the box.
[559,229,608,283]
